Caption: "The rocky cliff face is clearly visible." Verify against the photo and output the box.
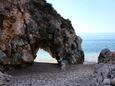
[0,0,84,66]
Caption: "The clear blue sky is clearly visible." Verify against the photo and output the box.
[46,0,115,33]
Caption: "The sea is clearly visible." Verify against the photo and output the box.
[35,33,115,63]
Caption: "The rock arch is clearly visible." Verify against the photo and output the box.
[0,0,84,66]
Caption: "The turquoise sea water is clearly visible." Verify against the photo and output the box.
[35,33,115,63]
[80,33,115,62]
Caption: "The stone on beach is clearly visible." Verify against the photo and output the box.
[98,48,115,63]
[0,71,11,85]
[111,78,115,86]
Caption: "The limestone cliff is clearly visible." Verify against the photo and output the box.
[0,0,84,66]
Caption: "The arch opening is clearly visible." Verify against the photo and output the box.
[35,49,57,63]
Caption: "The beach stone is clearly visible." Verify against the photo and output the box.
[111,78,115,86]
[0,71,12,85]
[0,0,84,67]
[98,48,115,63]
[92,63,115,86]
[103,79,111,85]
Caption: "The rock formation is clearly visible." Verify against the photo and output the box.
[0,0,84,67]
[98,49,115,63]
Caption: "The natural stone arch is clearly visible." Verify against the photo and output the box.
[0,0,84,66]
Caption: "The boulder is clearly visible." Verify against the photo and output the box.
[0,0,84,67]
[98,49,115,63]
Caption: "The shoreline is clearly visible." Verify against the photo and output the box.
[36,50,99,63]
[34,58,98,64]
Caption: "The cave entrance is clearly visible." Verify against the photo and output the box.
[34,49,57,63]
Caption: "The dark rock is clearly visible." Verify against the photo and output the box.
[0,50,7,59]
[0,0,84,67]
[111,78,115,86]
[98,49,115,63]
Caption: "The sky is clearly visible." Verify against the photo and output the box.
[46,0,115,33]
